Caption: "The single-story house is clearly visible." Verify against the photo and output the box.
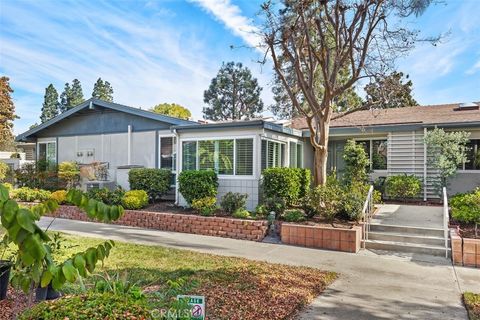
[16,99,480,209]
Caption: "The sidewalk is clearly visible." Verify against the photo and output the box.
[38,217,478,320]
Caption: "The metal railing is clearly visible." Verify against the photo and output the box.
[442,187,449,258]
[362,185,374,249]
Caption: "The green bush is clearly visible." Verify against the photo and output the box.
[232,208,251,219]
[303,182,343,222]
[262,168,311,206]
[128,168,171,202]
[220,192,248,214]
[282,209,306,222]
[254,204,269,217]
[50,190,67,204]
[385,174,422,201]
[11,187,52,202]
[19,292,150,320]
[261,196,286,215]
[15,162,61,191]
[58,161,80,188]
[178,170,218,205]
[343,140,369,184]
[121,190,149,210]
[191,196,217,216]
[450,189,480,234]
[0,161,8,182]
[87,187,125,206]
[339,182,365,222]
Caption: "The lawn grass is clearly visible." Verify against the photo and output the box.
[464,292,480,320]
[48,233,336,320]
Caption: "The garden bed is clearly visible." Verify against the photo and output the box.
[41,204,269,242]
[463,292,480,320]
[279,222,362,253]
[4,233,337,320]
[451,228,480,268]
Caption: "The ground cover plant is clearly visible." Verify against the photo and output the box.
[450,188,480,238]
[464,292,480,320]
[14,233,336,320]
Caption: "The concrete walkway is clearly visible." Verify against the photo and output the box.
[371,204,444,228]
[38,217,479,320]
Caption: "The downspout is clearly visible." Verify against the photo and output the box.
[127,125,132,165]
[173,128,179,206]
[423,127,427,201]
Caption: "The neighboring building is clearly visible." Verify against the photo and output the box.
[291,102,480,198]
[16,99,480,208]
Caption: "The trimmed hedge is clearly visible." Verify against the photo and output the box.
[178,170,218,205]
[385,174,422,201]
[128,168,171,202]
[122,190,149,209]
[262,168,311,206]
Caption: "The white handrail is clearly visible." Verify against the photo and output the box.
[362,185,374,249]
[442,187,449,258]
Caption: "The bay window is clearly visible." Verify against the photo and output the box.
[261,140,285,170]
[289,141,304,168]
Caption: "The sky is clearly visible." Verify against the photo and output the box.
[0,0,479,135]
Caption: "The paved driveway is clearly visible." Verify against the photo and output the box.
[38,217,478,320]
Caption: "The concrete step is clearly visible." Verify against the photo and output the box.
[368,231,448,246]
[369,224,445,237]
[364,239,450,257]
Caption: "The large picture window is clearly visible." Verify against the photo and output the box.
[182,138,253,176]
[356,139,388,170]
[462,139,480,170]
[38,141,56,167]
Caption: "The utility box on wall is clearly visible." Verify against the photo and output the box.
[116,165,144,191]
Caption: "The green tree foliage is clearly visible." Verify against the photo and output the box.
[342,140,370,185]
[40,84,60,123]
[385,174,422,201]
[92,78,114,102]
[424,128,470,191]
[150,103,191,120]
[60,79,85,112]
[203,62,264,120]
[0,77,18,151]
[364,72,418,109]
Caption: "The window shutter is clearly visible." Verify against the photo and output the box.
[182,141,197,170]
[290,141,297,168]
[261,140,267,171]
[199,140,215,170]
[218,140,234,174]
[236,139,253,175]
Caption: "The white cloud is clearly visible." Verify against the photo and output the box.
[466,59,480,75]
[189,0,263,51]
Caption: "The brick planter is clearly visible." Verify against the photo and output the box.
[44,205,268,242]
[280,223,362,253]
[450,229,480,268]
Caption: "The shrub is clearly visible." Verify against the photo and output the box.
[343,140,369,184]
[303,182,343,222]
[220,192,248,214]
[255,204,269,217]
[178,170,218,205]
[2,182,13,193]
[58,161,80,188]
[128,168,171,202]
[121,190,149,210]
[261,196,286,215]
[262,168,310,206]
[282,209,306,222]
[450,189,480,236]
[0,161,8,182]
[340,183,365,222]
[18,292,150,320]
[191,196,217,216]
[50,190,67,204]
[233,208,251,219]
[11,187,52,202]
[87,187,125,206]
[15,162,61,191]
[385,174,422,201]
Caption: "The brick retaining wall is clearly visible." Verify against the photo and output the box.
[45,205,268,242]
[450,229,480,268]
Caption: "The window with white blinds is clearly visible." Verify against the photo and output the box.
[182,141,197,170]
[289,141,304,168]
[236,139,253,175]
[261,140,285,170]
[182,138,253,176]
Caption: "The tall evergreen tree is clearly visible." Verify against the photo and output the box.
[92,78,114,102]
[203,62,263,121]
[40,84,60,123]
[60,79,85,112]
[0,76,17,151]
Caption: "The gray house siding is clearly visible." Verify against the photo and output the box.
[36,109,170,138]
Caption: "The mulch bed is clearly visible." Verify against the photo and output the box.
[0,286,32,319]
[449,221,479,239]
[464,292,480,320]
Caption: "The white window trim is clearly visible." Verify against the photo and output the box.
[261,137,287,169]
[37,140,57,163]
[179,135,257,179]
[158,133,177,187]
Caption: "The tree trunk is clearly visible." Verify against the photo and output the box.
[313,147,328,186]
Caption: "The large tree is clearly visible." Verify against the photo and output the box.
[263,0,435,185]
[150,103,192,120]
[365,71,418,108]
[203,62,264,121]
[0,77,17,151]
[40,84,60,123]
[60,79,85,112]
[92,78,114,102]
